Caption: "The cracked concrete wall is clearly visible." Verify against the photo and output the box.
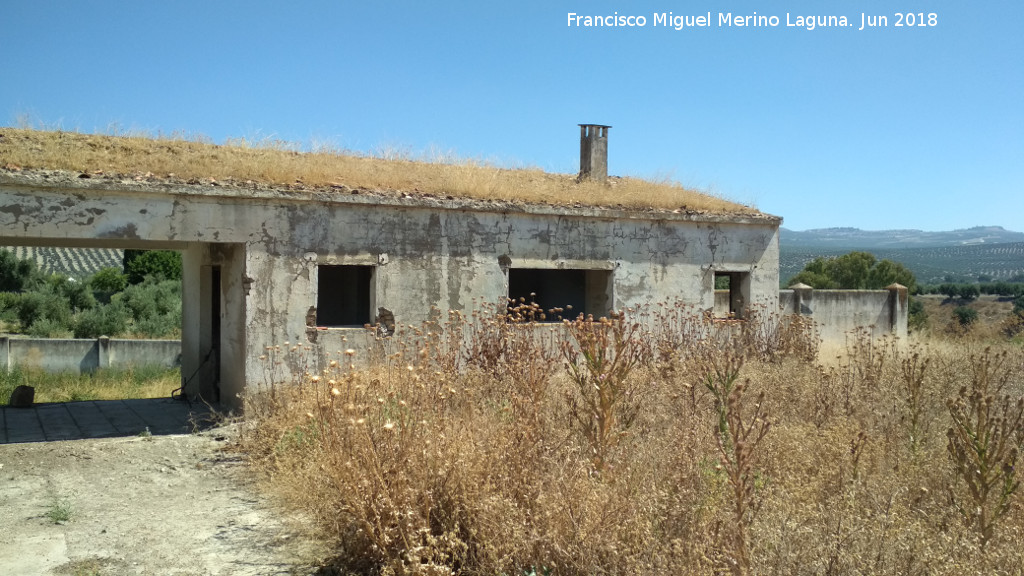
[0,178,779,408]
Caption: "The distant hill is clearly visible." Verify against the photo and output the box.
[780,226,1024,285]
[781,226,1024,250]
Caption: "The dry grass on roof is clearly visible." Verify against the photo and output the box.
[0,128,762,216]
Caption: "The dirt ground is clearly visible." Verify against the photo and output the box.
[0,425,328,575]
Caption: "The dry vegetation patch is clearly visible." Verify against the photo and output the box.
[0,366,180,405]
[237,306,1024,575]
[917,294,1019,340]
[0,128,763,216]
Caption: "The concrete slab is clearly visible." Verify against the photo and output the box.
[93,401,149,435]
[64,401,118,438]
[1,399,216,444]
[35,404,83,441]
[4,408,44,444]
[122,397,208,435]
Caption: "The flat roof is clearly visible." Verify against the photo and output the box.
[0,128,778,223]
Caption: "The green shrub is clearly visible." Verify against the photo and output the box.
[908,297,928,332]
[0,248,42,291]
[789,251,916,292]
[116,279,181,336]
[953,305,978,327]
[53,277,95,312]
[16,291,72,331]
[957,284,980,301]
[124,250,181,284]
[26,317,71,338]
[89,266,128,294]
[120,279,180,319]
[133,310,182,338]
[73,302,130,338]
[0,292,19,321]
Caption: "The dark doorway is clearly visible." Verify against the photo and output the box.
[713,271,749,319]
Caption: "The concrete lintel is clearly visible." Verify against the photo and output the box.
[507,258,617,271]
[315,253,382,266]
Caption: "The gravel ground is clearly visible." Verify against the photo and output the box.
[0,426,328,575]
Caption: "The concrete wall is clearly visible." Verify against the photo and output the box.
[780,285,908,343]
[0,336,181,374]
[0,173,781,408]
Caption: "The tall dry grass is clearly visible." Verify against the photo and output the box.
[0,128,762,215]
[238,305,1024,575]
[0,365,180,404]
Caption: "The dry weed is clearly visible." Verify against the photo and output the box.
[0,128,761,216]
[237,307,1024,575]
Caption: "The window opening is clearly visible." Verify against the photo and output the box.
[713,271,748,319]
[507,268,611,321]
[317,265,373,327]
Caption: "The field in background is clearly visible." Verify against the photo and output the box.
[0,246,123,279]
[781,242,1024,285]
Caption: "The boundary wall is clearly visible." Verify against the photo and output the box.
[0,336,181,374]
[778,284,908,343]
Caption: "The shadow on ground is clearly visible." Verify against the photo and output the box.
[0,397,219,444]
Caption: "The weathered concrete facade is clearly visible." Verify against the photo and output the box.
[0,172,780,408]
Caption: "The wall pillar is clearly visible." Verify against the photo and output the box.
[0,336,9,372]
[180,243,208,400]
[97,336,111,369]
[218,243,248,411]
[789,282,813,316]
[887,283,909,339]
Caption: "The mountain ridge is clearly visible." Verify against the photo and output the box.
[781,225,1024,250]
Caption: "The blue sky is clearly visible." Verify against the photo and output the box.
[3,1,1021,231]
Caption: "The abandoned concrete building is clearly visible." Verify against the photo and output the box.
[0,126,786,408]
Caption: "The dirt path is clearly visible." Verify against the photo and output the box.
[0,426,327,575]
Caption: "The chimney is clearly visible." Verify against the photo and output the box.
[578,124,610,182]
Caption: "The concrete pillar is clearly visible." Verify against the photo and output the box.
[789,282,813,315]
[219,243,248,411]
[579,124,610,182]
[887,283,908,339]
[0,336,9,372]
[97,336,111,369]
[181,243,206,399]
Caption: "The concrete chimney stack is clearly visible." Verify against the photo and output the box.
[578,124,610,182]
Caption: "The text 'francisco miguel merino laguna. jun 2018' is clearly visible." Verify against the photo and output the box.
[567,11,939,31]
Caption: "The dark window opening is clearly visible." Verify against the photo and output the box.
[508,268,611,321]
[714,271,749,319]
[317,265,373,327]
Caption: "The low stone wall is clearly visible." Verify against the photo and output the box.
[0,336,181,374]
[780,284,908,344]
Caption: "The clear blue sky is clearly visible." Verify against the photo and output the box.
[3,1,1021,231]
